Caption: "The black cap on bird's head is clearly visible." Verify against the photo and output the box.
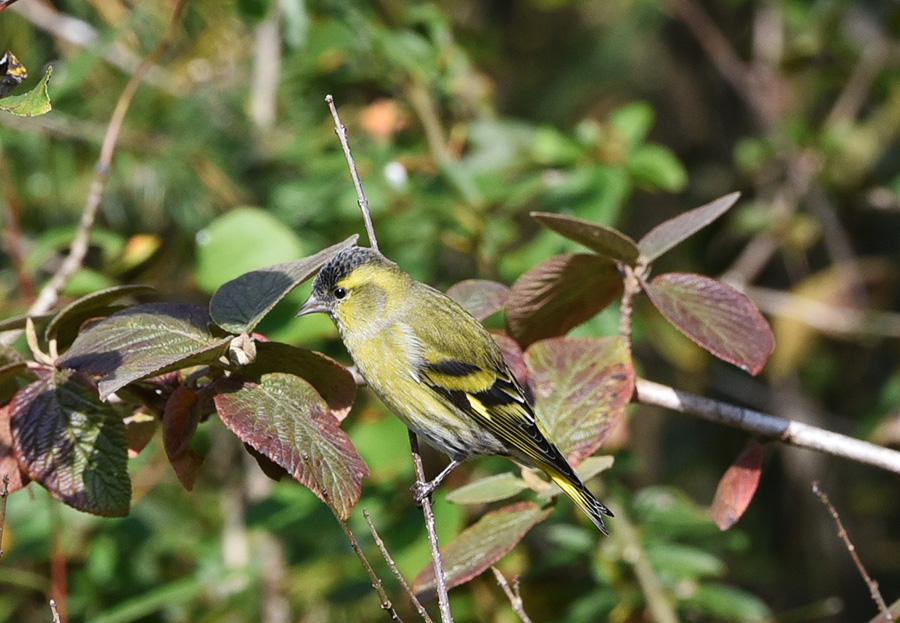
[296,246,392,317]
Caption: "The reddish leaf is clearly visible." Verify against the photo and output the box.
[710,442,764,530]
[0,404,29,494]
[162,385,204,491]
[644,273,775,375]
[638,192,740,262]
[243,341,357,422]
[124,411,158,458]
[531,212,640,264]
[525,337,634,465]
[58,303,231,399]
[447,280,510,320]
[413,502,550,602]
[491,331,528,389]
[506,254,623,348]
[214,372,368,519]
[10,371,131,516]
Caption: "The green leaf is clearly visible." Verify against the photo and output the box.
[10,370,130,516]
[537,455,615,500]
[445,472,529,505]
[214,372,368,520]
[0,65,52,117]
[525,336,633,465]
[209,235,358,334]
[446,279,510,321]
[645,542,726,581]
[413,502,551,602]
[626,143,687,192]
[195,206,306,294]
[682,582,772,622]
[506,254,623,348]
[643,273,774,375]
[608,101,655,147]
[45,284,155,348]
[638,192,740,262]
[531,212,640,264]
[58,303,231,399]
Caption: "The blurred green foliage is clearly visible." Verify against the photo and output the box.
[2,0,900,622]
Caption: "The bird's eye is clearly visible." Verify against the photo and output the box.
[333,287,347,300]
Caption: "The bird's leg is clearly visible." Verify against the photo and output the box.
[411,459,461,505]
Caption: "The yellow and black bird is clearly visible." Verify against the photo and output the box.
[298,246,613,534]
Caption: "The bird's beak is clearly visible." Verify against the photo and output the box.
[297,292,328,317]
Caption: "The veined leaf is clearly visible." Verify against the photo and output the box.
[58,303,231,399]
[413,502,550,602]
[643,273,774,375]
[214,372,368,519]
[710,441,764,530]
[447,279,510,320]
[10,370,130,516]
[526,336,633,465]
[507,254,623,348]
[638,192,740,262]
[531,212,640,264]
[446,472,529,505]
[45,284,155,348]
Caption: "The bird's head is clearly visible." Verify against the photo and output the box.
[297,246,408,329]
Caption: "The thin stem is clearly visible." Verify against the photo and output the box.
[0,0,191,348]
[408,431,454,623]
[635,378,900,474]
[812,482,891,622]
[301,454,403,622]
[0,475,9,560]
[50,599,61,623]
[364,509,435,623]
[491,567,532,623]
[325,95,379,252]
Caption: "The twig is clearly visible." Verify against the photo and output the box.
[364,509,435,623]
[49,599,61,623]
[0,0,191,348]
[301,454,404,622]
[325,95,379,252]
[618,262,643,352]
[608,501,679,623]
[408,431,454,623]
[812,482,892,622]
[491,567,532,623]
[0,474,9,559]
[635,378,900,474]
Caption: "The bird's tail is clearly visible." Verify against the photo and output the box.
[541,461,613,535]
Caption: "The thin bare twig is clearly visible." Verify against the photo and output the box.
[49,599,61,623]
[301,454,404,622]
[0,0,191,348]
[325,95,379,252]
[635,379,900,474]
[364,509,435,623]
[408,432,454,623]
[491,567,532,623]
[812,482,892,622]
[0,475,9,560]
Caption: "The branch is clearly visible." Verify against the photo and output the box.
[635,378,900,474]
[325,95,379,252]
[0,475,9,560]
[812,482,891,622]
[490,567,532,623]
[0,0,191,348]
[364,509,435,623]
[302,454,404,622]
[408,432,454,623]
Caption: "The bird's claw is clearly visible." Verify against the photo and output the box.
[411,480,436,506]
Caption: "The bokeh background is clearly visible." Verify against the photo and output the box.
[2,1,900,621]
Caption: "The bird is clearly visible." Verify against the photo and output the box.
[297,245,613,534]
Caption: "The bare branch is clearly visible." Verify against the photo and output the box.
[0,474,9,560]
[49,599,61,623]
[301,454,404,622]
[364,509,435,623]
[408,432,453,623]
[812,482,891,622]
[325,95,378,252]
[636,379,900,474]
[491,567,532,623]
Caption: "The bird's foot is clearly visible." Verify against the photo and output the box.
[411,480,438,506]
